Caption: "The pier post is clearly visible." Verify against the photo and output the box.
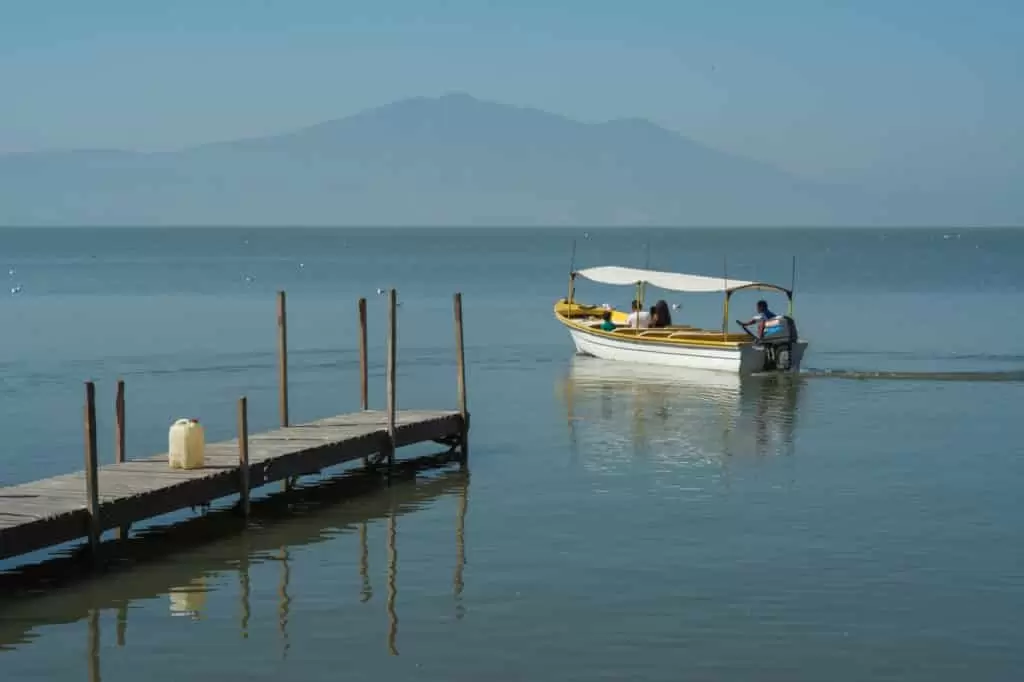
[359,297,368,411]
[115,379,126,464]
[385,289,397,468]
[237,396,251,520]
[453,293,469,463]
[114,378,129,539]
[83,381,102,568]
[277,291,292,491]
[277,291,289,427]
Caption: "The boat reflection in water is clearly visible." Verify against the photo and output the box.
[558,357,802,477]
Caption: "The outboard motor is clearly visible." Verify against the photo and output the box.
[759,315,798,371]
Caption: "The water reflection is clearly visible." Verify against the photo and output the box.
[453,473,468,621]
[559,357,802,472]
[386,505,399,656]
[0,467,470,673]
[87,609,99,682]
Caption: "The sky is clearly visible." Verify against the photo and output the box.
[1,0,1021,194]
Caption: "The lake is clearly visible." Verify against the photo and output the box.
[1,227,1022,681]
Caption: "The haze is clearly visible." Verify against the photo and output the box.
[2,1,1021,226]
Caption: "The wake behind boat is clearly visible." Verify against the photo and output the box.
[554,265,809,374]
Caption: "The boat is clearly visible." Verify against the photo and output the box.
[553,265,808,374]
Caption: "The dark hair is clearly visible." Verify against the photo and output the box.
[654,299,672,327]
[756,299,768,311]
[602,310,612,321]
[631,299,641,311]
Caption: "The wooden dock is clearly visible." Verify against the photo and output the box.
[0,289,470,568]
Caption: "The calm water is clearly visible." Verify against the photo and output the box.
[1,227,1023,681]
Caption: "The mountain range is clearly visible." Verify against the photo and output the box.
[0,93,1016,226]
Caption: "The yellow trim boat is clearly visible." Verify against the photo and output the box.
[554,264,808,374]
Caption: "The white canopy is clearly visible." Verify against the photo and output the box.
[574,266,758,293]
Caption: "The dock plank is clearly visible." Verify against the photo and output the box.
[0,409,464,562]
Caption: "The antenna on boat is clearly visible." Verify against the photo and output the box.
[789,255,797,316]
[722,256,729,339]
[640,241,651,307]
[567,239,578,315]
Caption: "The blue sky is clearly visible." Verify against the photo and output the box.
[2,0,1021,192]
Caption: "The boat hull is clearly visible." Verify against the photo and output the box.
[566,324,807,375]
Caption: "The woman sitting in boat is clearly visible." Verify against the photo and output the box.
[598,310,617,332]
[652,300,672,328]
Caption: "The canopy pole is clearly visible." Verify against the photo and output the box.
[567,239,577,317]
[789,255,797,316]
[721,257,729,338]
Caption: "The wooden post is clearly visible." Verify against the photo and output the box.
[277,291,292,492]
[277,291,289,427]
[237,396,250,520]
[453,293,469,463]
[115,379,125,464]
[358,297,368,410]
[114,378,129,539]
[83,381,101,568]
[385,288,397,467]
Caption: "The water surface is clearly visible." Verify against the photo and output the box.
[1,227,1022,681]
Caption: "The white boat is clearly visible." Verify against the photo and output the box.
[553,265,808,374]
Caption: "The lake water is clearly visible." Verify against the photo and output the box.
[1,227,1023,681]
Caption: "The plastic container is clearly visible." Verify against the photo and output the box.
[168,418,205,469]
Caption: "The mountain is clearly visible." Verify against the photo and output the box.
[0,93,1006,226]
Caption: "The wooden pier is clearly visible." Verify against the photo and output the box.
[0,290,470,568]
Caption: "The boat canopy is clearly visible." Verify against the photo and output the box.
[574,266,785,295]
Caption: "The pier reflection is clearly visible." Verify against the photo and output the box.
[559,357,802,471]
[0,466,470,674]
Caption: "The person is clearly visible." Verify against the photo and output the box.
[625,299,651,329]
[649,305,659,328]
[737,299,776,339]
[599,310,617,332]
[653,299,672,328]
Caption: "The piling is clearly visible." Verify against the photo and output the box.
[83,381,101,567]
[277,290,289,427]
[277,290,291,491]
[359,297,368,410]
[453,293,469,462]
[237,396,251,520]
[386,289,397,467]
[114,378,129,539]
